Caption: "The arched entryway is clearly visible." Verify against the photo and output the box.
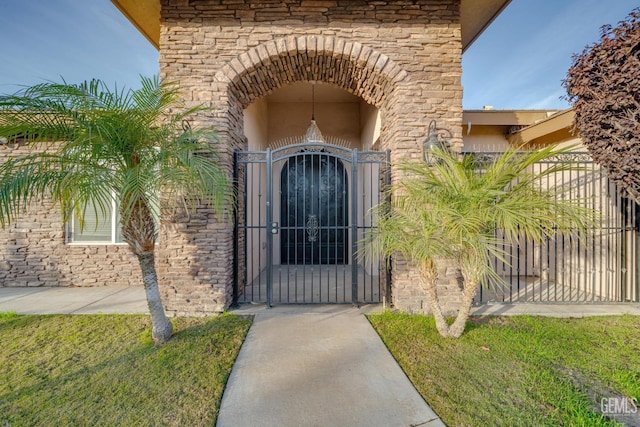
[155,3,466,315]
[218,36,407,306]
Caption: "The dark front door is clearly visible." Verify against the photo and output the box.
[281,153,348,264]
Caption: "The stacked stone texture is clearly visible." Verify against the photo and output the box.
[0,0,465,316]
[159,0,464,315]
[0,143,142,289]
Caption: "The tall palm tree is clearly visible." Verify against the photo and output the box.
[0,76,230,344]
[369,145,595,338]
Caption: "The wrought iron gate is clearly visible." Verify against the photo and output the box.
[474,152,640,304]
[234,142,390,305]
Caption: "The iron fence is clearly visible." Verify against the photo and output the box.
[472,152,639,304]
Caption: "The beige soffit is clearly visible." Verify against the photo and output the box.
[111,0,161,49]
[460,0,512,52]
[507,109,576,146]
[111,0,511,51]
[463,110,559,126]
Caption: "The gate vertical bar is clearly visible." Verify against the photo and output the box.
[266,149,273,307]
[636,201,640,301]
[385,150,392,304]
[621,196,628,301]
[351,149,359,304]
[233,150,240,305]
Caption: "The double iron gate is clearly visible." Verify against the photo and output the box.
[235,147,639,306]
[234,142,390,305]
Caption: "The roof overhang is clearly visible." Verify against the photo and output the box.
[460,0,511,52]
[463,110,560,127]
[112,0,161,49]
[462,109,576,146]
[507,109,576,146]
[111,0,511,51]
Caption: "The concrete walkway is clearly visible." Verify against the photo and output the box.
[0,286,148,314]
[3,286,639,317]
[217,304,444,427]
[0,287,444,426]
[471,302,640,317]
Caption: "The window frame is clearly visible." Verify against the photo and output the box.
[65,194,126,245]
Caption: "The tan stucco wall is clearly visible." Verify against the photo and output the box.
[268,101,361,148]
[462,125,511,152]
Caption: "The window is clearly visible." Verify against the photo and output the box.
[66,197,124,244]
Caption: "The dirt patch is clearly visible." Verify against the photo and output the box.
[559,367,640,426]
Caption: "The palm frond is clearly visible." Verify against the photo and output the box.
[365,143,599,294]
[0,75,231,238]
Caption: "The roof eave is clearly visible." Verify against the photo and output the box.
[111,0,511,52]
[111,0,160,49]
[461,0,512,52]
[507,109,576,145]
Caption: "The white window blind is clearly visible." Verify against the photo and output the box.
[68,197,124,244]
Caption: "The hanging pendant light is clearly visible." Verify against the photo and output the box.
[303,119,325,144]
[303,83,326,144]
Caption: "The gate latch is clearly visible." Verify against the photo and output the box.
[271,222,279,234]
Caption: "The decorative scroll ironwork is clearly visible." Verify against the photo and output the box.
[273,142,352,162]
[357,152,389,163]
[234,137,391,306]
[306,214,319,242]
[462,151,593,163]
[546,152,593,162]
[236,151,267,162]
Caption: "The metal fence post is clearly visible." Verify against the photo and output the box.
[351,149,359,305]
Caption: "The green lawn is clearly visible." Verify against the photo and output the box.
[369,312,640,427]
[0,312,251,427]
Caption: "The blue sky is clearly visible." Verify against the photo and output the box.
[0,0,635,110]
[462,0,635,110]
[0,0,157,93]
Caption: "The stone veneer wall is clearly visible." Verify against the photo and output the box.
[158,0,465,315]
[0,142,142,288]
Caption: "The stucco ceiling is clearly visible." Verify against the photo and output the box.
[112,0,511,52]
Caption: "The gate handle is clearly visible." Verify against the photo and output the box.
[271,222,279,234]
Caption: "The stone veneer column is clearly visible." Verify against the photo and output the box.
[154,0,464,315]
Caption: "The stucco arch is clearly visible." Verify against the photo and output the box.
[215,35,408,110]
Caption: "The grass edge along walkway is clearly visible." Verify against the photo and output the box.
[0,312,251,427]
[368,312,640,427]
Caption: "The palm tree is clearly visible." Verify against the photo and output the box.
[369,145,595,338]
[0,76,230,344]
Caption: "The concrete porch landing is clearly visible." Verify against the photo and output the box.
[238,264,383,304]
